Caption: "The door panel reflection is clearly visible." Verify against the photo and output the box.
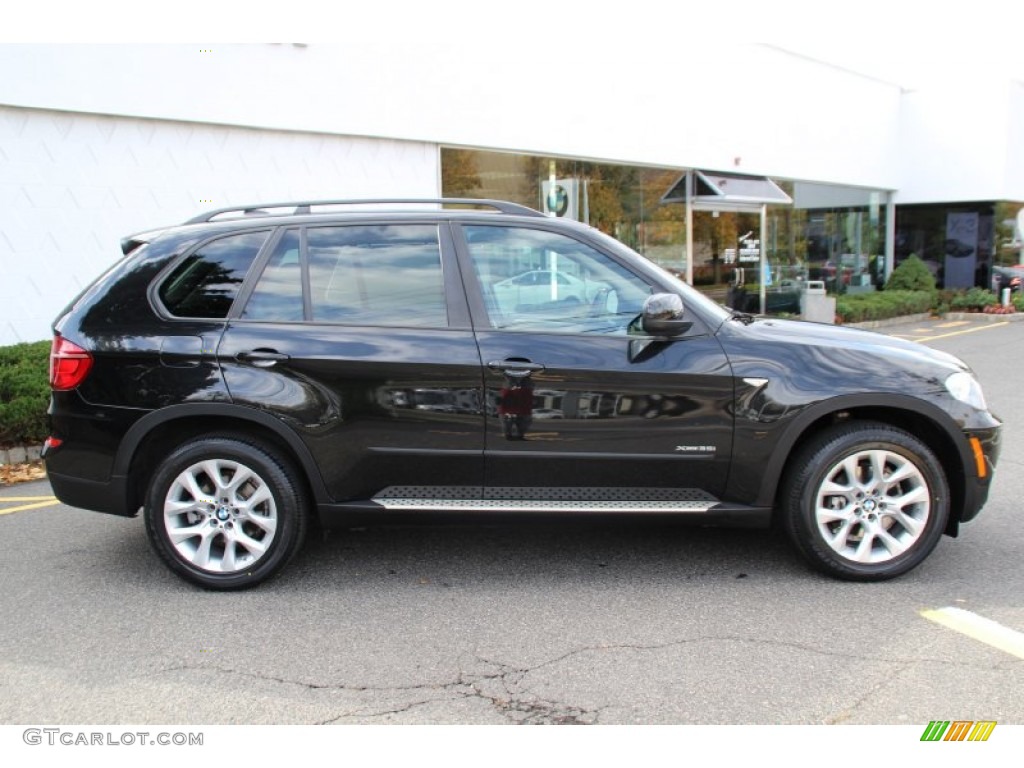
[475,331,734,496]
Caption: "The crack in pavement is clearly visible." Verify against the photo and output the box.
[823,660,914,724]
[149,632,1018,724]
[155,656,601,724]
[318,659,602,724]
[471,635,1023,674]
[318,696,448,724]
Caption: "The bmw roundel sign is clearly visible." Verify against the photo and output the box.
[541,179,578,219]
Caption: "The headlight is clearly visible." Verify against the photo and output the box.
[945,371,988,410]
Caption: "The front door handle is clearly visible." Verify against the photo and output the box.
[487,359,545,379]
[236,349,290,368]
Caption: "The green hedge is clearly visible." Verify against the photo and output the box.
[835,290,935,324]
[949,287,997,311]
[0,341,51,447]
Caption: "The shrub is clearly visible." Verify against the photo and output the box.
[949,287,997,312]
[835,290,934,324]
[0,341,51,446]
[933,289,959,316]
[885,255,936,293]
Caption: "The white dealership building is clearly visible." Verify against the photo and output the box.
[1,42,1022,344]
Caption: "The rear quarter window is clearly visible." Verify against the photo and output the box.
[158,231,269,318]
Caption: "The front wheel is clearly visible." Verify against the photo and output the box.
[781,422,950,581]
[143,436,308,590]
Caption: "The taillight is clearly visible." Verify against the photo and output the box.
[50,335,94,391]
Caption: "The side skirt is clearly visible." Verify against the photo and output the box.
[316,486,771,529]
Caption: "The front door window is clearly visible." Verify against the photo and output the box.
[463,225,652,335]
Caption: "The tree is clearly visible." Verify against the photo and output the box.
[440,149,482,197]
[886,254,936,292]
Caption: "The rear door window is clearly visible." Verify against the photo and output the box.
[306,224,447,327]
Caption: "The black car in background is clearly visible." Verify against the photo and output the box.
[44,199,1002,589]
[991,264,1024,293]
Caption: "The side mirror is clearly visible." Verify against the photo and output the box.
[641,293,688,337]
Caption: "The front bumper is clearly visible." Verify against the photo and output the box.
[956,424,1001,526]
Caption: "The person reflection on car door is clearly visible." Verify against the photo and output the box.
[497,374,534,440]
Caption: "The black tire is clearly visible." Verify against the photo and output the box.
[780,422,949,581]
[143,435,308,590]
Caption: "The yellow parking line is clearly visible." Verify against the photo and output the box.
[0,498,60,515]
[0,496,57,502]
[921,607,1024,660]
[913,322,1010,343]
[935,320,971,328]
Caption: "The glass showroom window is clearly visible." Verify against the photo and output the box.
[441,149,890,311]
[441,148,687,273]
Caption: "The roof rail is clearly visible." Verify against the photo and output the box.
[184,198,544,224]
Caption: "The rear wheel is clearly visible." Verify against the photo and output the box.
[781,422,949,581]
[143,436,308,590]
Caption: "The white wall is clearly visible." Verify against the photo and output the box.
[0,105,438,344]
[896,78,1024,204]
[1006,81,1024,201]
[0,44,904,189]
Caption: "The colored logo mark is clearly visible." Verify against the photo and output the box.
[920,720,996,742]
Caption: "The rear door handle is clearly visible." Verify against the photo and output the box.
[487,359,545,379]
[236,349,290,368]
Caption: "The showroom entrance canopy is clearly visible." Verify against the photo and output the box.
[662,170,792,314]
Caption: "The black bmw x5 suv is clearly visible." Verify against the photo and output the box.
[44,199,1002,589]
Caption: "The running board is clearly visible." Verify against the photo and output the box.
[371,486,719,513]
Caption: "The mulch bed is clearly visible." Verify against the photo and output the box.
[0,461,47,486]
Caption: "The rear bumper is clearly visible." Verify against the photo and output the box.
[45,469,134,517]
[43,392,139,516]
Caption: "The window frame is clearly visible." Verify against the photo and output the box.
[151,228,274,321]
[452,221,686,338]
[229,219,469,331]
[234,227,306,324]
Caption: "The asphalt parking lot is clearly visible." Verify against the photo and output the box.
[0,315,1021,725]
